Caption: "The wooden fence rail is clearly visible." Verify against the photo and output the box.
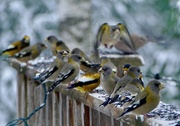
[10,55,179,126]
[17,75,149,126]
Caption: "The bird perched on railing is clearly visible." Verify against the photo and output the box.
[120,63,144,87]
[100,56,117,74]
[114,78,144,107]
[33,39,70,84]
[71,48,101,73]
[0,35,30,57]
[47,54,82,94]
[98,65,120,95]
[45,35,70,56]
[118,80,165,118]
[11,42,47,63]
[67,64,100,93]
[34,50,69,85]
[100,66,141,107]
[71,48,93,63]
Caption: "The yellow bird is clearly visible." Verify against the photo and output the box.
[71,48,101,72]
[34,51,68,84]
[118,80,165,118]
[95,23,121,49]
[47,54,82,94]
[67,66,100,93]
[121,63,144,87]
[1,35,30,57]
[100,66,141,106]
[12,42,47,63]
[114,78,144,107]
[45,35,70,56]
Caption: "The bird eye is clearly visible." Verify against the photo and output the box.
[103,67,109,71]
[137,69,140,73]
[111,27,117,31]
[155,83,160,87]
[113,71,117,74]
[78,56,82,59]
[41,44,45,47]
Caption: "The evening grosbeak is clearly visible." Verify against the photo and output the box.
[1,35,30,57]
[45,35,70,56]
[98,65,120,95]
[100,66,141,106]
[118,80,165,118]
[67,65,100,93]
[12,42,46,63]
[47,54,82,94]
[71,48,100,72]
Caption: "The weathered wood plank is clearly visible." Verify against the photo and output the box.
[90,108,100,126]
[17,73,22,118]
[17,74,28,126]
[83,105,90,126]
[112,118,120,126]
[33,82,40,125]
[68,97,74,126]
[53,92,60,126]
[99,112,112,126]
[59,93,63,126]
[23,75,28,118]
[46,91,53,126]
[61,94,68,126]
[39,85,46,126]
[74,100,82,126]
[27,80,35,126]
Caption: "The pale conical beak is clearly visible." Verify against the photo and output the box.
[159,83,165,90]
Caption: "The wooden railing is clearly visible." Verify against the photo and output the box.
[17,76,150,126]
[9,55,179,126]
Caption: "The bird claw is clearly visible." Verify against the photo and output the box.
[99,101,109,107]
[99,97,111,107]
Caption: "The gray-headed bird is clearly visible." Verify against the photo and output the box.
[98,65,120,95]
[71,48,101,72]
[45,35,70,56]
[47,54,82,94]
[100,66,141,106]
[100,56,117,74]
[34,51,68,85]
[118,80,165,118]
[12,42,46,63]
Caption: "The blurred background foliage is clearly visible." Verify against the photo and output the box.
[0,0,179,125]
